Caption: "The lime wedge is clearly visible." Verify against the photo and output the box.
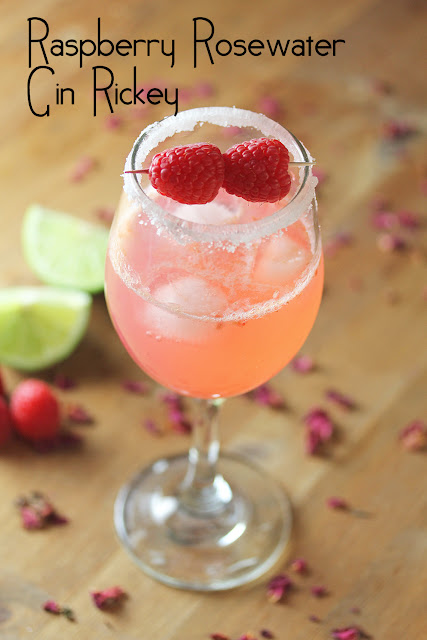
[0,287,91,371]
[23,204,109,293]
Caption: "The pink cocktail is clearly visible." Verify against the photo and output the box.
[105,107,323,590]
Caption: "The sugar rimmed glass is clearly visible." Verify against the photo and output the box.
[105,107,323,590]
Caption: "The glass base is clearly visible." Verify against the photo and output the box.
[114,453,292,591]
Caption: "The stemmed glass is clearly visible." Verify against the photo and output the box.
[105,107,323,590]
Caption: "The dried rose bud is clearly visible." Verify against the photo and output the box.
[331,626,370,639]
[143,419,162,436]
[260,630,274,639]
[66,404,94,425]
[291,355,315,374]
[350,607,361,615]
[91,586,127,610]
[121,380,149,394]
[210,634,230,640]
[311,585,328,598]
[312,167,327,186]
[95,206,115,225]
[105,114,123,130]
[43,600,75,621]
[309,614,321,623]
[267,574,293,603]
[43,600,61,614]
[397,210,420,229]
[238,634,257,640]
[326,496,349,510]
[324,231,353,257]
[377,233,406,252]
[290,557,308,574]
[17,492,68,530]
[399,420,427,451]
[258,96,283,118]
[70,155,96,182]
[53,374,76,391]
[252,385,285,409]
[325,389,356,411]
[371,210,397,230]
[382,119,416,141]
[304,408,334,441]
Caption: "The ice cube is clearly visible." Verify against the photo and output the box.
[145,276,228,343]
[254,234,310,285]
[173,202,240,225]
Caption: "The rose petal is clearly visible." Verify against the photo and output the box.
[291,355,315,374]
[399,420,427,451]
[290,557,308,574]
[70,155,96,182]
[91,586,127,610]
[252,385,285,409]
[326,496,349,510]
[397,210,420,229]
[267,574,293,603]
[53,374,76,391]
[67,405,94,425]
[43,600,61,614]
[305,408,334,441]
[121,380,149,394]
[377,233,406,252]
[325,389,356,411]
[311,585,328,598]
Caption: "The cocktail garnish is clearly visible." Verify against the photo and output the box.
[125,138,314,205]
[223,138,291,202]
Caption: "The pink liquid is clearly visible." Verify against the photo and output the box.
[105,191,323,398]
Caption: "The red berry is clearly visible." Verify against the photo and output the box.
[223,138,291,203]
[0,369,5,396]
[148,143,224,205]
[10,379,60,441]
[0,397,12,447]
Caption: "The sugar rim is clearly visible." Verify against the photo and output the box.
[123,107,317,246]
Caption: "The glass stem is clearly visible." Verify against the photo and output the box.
[178,398,232,517]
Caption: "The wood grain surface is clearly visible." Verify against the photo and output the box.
[0,0,426,638]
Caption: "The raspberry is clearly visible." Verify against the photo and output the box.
[148,143,225,205]
[223,138,291,203]
[0,397,12,447]
[0,368,5,396]
[10,379,60,441]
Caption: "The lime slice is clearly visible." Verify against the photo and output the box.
[23,204,109,293]
[0,287,91,371]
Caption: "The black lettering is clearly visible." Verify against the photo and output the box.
[164,87,179,116]
[79,38,96,68]
[146,88,162,105]
[193,17,215,67]
[27,65,54,117]
[65,39,78,57]
[92,65,114,115]
[292,39,305,56]
[266,38,290,56]
[98,18,114,57]
[116,39,132,56]
[315,39,331,56]
[216,39,232,56]
[332,39,345,55]
[306,36,313,55]
[233,39,247,56]
[119,87,132,105]
[161,39,175,68]
[50,39,64,57]
[28,17,49,67]
[248,39,264,56]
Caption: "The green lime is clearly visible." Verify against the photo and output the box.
[23,204,109,293]
[0,287,91,371]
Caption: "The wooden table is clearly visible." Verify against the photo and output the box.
[1,0,426,638]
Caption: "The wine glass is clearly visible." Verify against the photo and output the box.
[105,107,323,590]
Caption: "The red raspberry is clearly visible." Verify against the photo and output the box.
[148,143,225,205]
[0,397,12,447]
[0,369,5,396]
[223,138,291,202]
[10,379,60,441]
